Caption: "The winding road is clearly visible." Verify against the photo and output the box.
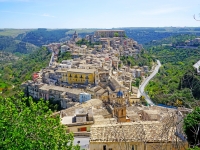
[138,60,161,105]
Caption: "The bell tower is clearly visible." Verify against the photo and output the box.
[114,90,127,122]
[72,31,78,41]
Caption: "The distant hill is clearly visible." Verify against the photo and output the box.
[2,27,200,55]
[0,36,38,54]
[0,29,33,37]
[0,28,71,54]
[119,27,200,44]
[17,28,71,46]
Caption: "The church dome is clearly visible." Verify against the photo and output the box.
[117,90,123,97]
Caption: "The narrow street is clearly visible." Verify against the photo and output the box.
[49,51,54,67]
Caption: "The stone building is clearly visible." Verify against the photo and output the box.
[57,99,111,135]
[90,122,188,150]
[113,90,130,122]
[61,108,94,135]
[94,30,125,38]
[22,81,86,106]
[108,77,129,104]
[66,69,99,85]
[139,110,161,121]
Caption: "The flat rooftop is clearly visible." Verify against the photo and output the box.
[67,68,96,74]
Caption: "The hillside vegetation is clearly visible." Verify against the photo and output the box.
[120,50,154,68]
[145,34,200,107]
[0,47,51,96]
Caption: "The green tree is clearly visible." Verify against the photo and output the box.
[0,47,51,97]
[114,32,119,37]
[184,107,200,148]
[58,52,72,63]
[0,93,80,150]
[188,146,200,150]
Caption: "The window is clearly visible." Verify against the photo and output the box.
[132,145,137,150]
[103,145,106,150]
[132,145,134,150]
[78,127,87,132]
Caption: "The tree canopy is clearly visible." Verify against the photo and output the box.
[0,93,80,150]
[0,47,51,97]
[145,34,200,107]
[184,107,200,148]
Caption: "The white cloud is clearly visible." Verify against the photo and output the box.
[141,7,185,15]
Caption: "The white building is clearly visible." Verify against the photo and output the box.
[61,45,70,53]
[79,92,91,103]
[193,60,200,74]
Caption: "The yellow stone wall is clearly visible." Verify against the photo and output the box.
[101,95,109,102]
[66,71,95,84]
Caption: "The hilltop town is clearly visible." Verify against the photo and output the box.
[22,30,189,150]
[22,30,148,108]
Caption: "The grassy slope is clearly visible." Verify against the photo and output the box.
[0,29,34,37]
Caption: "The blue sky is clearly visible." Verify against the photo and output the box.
[0,0,200,28]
